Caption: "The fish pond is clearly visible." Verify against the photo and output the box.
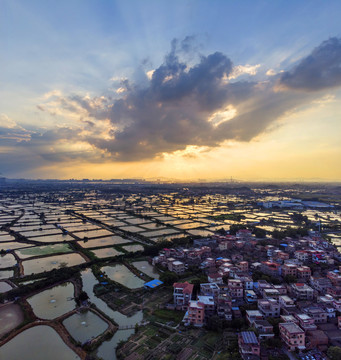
[90,247,122,259]
[0,325,80,360]
[27,282,76,319]
[101,264,145,289]
[0,303,24,337]
[63,310,108,343]
[15,243,73,259]
[0,253,17,268]
[22,253,86,275]
[131,260,159,279]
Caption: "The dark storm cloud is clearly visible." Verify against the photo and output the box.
[279,37,341,91]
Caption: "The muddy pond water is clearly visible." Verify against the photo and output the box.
[27,282,76,319]
[131,260,159,279]
[0,325,80,360]
[22,253,86,275]
[101,264,145,289]
[0,303,24,337]
[63,310,108,343]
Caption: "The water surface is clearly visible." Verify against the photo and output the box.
[23,253,86,275]
[0,303,24,337]
[0,325,80,360]
[63,310,108,343]
[101,264,145,289]
[27,282,75,319]
[132,261,159,279]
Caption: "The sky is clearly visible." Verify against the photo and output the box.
[1,0,341,181]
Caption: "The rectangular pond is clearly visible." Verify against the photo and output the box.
[72,229,114,239]
[27,282,76,319]
[142,228,180,238]
[78,235,130,249]
[131,261,159,279]
[0,325,80,360]
[121,244,144,253]
[27,234,74,243]
[0,253,17,268]
[22,253,86,275]
[90,247,123,259]
[0,242,34,250]
[0,304,24,337]
[0,270,13,280]
[101,264,145,289]
[15,243,73,259]
[63,310,108,343]
[118,225,144,233]
[0,281,13,293]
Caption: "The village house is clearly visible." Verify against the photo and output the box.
[236,229,253,241]
[304,307,328,323]
[238,331,260,360]
[238,276,253,290]
[327,270,341,286]
[197,295,215,318]
[200,282,220,299]
[297,266,311,281]
[294,313,317,331]
[263,288,280,300]
[244,290,258,304]
[281,263,298,278]
[279,295,296,311]
[291,283,314,300]
[281,315,299,324]
[260,261,280,277]
[246,310,264,325]
[279,322,305,351]
[208,273,223,284]
[327,286,341,298]
[295,250,310,263]
[168,260,185,274]
[310,276,332,292]
[258,299,280,318]
[173,282,193,310]
[228,279,243,298]
[185,300,205,327]
[253,319,274,340]
[217,294,233,320]
[237,261,249,273]
[272,284,287,295]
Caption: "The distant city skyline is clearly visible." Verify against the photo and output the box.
[1,0,341,181]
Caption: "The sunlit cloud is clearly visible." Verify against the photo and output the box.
[228,64,261,80]
[208,106,237,127]
[2,35,341,180]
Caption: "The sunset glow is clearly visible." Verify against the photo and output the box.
[1,1,341,181]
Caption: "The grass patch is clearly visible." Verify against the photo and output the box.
[152,309,185,324]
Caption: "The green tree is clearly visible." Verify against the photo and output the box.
[159,271,179,285]
[253,227,267,238]
[327,346,341,360]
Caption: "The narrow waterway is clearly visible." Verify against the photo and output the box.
[81,269,142,360]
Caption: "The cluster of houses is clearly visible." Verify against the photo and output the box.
[152,229,341,358]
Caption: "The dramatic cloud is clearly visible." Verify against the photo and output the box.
[0,114,31,141]
[19,37,341,166]
[279,37,341,91]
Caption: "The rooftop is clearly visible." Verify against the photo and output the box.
[240,331,258,344]
[280,322,304,334]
